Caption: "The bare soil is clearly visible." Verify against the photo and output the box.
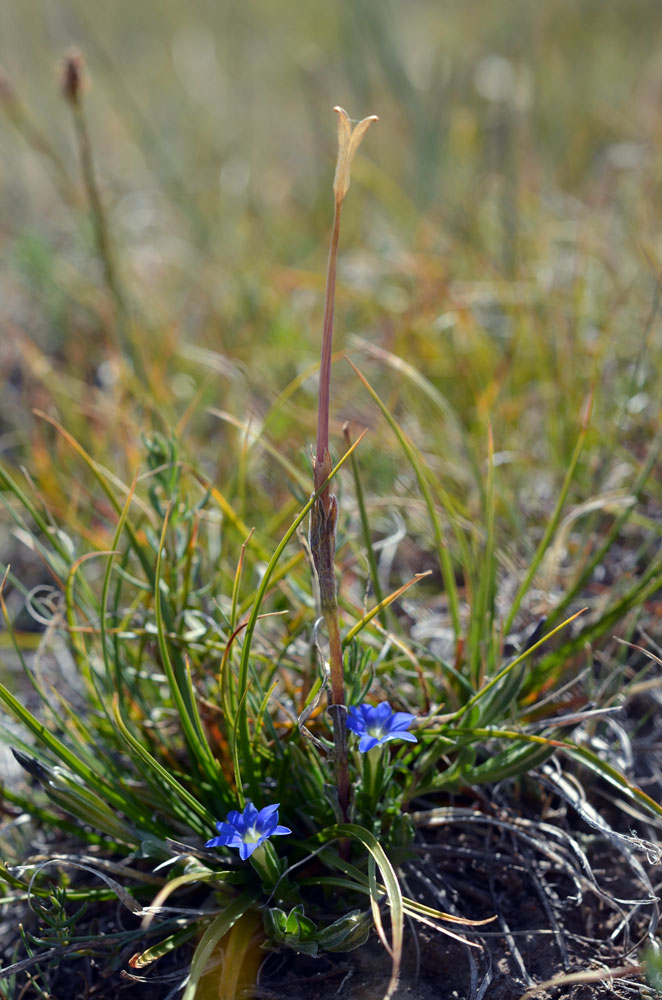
[255,807,658,1000]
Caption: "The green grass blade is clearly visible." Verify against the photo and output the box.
[342,571,431,646]
[344,423,387,625]
[154,507,224,791]
[0,672,129,820]
[111,694,214,834]
[548,424,662,627]
[453,608,586,724]
[504,395,592,634]
[530,559,662,691]
[129,923,201,969]
[181,889,260,1000]
[235,431,367,801]
[467,426,496,685]
[563,744,662,819]
[32,409,157,586]
[347,357,461,639]
[0,462,72,568]
[320,822,403,1000]
[99,481,139,703]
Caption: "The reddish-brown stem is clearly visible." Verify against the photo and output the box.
[325,613,349,818]
[309,490,345,708]
[324,610,345,711]
[310,190,350,821]
[315,198,343,502]
[309,107,375,831]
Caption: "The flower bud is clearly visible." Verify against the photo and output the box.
[61,49,85,105]
[332,106,378,205]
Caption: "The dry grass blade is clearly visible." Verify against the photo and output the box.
[516,962,643,999]
[411,800,659,939]
[342,570,432,645]
[345,354,461,637]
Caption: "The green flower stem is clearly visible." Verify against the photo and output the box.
[362,746,386,815]
[249,841,284,895]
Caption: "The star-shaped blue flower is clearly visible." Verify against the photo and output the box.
[347,700,418,753]
[205,801,292,860]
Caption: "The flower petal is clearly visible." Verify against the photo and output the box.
[256,803,280,830]
[216,822,243,840]
[358,734,380,752]
[347,713,366,736]
[389,712,416,730]
[383,729,417,744]
[206,825,243,849]
[332,106,378,203]
[242,801,259,826]
[204,835,225,849]
[225,809,243,830]
[208,800,291,858]
[239,840,256,860]
[374,701,393,723]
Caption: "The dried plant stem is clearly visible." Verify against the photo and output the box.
[312,189,343,708]
[310,465,348,815]
[63,52,146,384]
[315,197,342,497]
[310,108,377,821]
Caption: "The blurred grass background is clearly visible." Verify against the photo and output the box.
[2,0,662,608]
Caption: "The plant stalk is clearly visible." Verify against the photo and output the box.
[62,51,147,385]
[310,108,376,822]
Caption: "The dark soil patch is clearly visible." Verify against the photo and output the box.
[255,799,658,1000]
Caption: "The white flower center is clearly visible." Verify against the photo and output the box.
[367,724,384,739]
[243,825,262,844]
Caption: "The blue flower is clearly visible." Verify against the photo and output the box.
[205,801,292,860]
[347,700,418,753]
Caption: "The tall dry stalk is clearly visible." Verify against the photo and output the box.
[61,50,146,384]
[310,107,377,820]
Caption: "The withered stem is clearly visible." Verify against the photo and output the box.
[65,60,147,386]
[311,108,376,825]
[315,197,343,501]
[311,194,348,819]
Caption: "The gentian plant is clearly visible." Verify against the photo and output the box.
[347,702,418,835]
[1,75,662,1000]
